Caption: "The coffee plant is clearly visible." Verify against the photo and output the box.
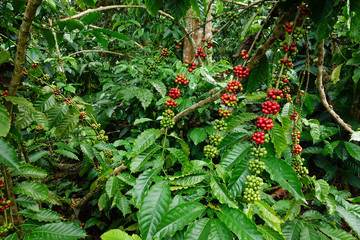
[0,0,360,239]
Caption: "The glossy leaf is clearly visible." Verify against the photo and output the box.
[169,174,206,187]
[94,142,117,152]
[264,156,305,203]
[133,168,161,207]
[220,141,251,170]
[105,176,120,198]
[227,113,258,132]
[115,195,131,217]
[270,121,287,156]
[149,79,166,98]
[257,225,285,240]
[314,179,330,202]
[285,199,301,221]
[282,219,304,240]
[217,131,249,153]
[131,144,161,172]
[55,112,80,139]
[154,202,206,239]
[139,181,171,240]
[247,55,268,92]
[19,209,63,222]
[167,148,189,165]
[254,200,283,233]
[336,205,360,237]
[29,222,86,240]
[11,164,47,179]
[189,128,207,145]
[228,161,250,197]
[0,104,10,137]
[0,138,19,170]
[16,195,40,212]
[318,222,357,240]
[145,0,164,15]
[210,176,238,209]
[54,149,79,160]
[132,129,163,154]
[216,205,264,240]
[344,142,360,161]
[13,181,49,201]
[48,104,68,128]
[33,94,56,112]
[209,218,233,240]
[300,224,322,240]
[183,218,211,240]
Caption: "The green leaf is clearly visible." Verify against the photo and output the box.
[131,144,161,172]
[257,225,285,240]
[101,229,137,240]
[350,0,360,42]
[314,179,330,202]
[33,94,56,112]
[245,92,267,100]
[80,143,94,160]
[0,51,10,65]
[318,222,357,240]
[344,142,360,161]
[145,0,164,15]
[135,88,153,109]
[353,68,360,84]
[220,141,251,170]
[228,160,250,197]
[282,219,304,240]
[13,181,49,201]
[94,143,117,152]
[247,55,268,92]
[91,31,108,49]
[16,195,40,212]
[0,138,20,170]
[227,113,258,132]
[189,128,207,145]
[81,12,102,25]
[6,96,34,110]
[309,123,321,144]
[54,149,79,160]
[169,174,206,187]
[270,121,287,156]
[184,218,212,240]
[132,129,163,154]
[326,194,336,215]
[210,176,238,209]
[29,151,48,163]
[33,111,49,131]
[4,233,18,240]
[0,104,10,137]
[216,205,264,240]
[285,199,301,221]
[154,202,206,239]
[105,176,120,198]
[189,0,201,17]
[149,79,167,98]
[331,64,343,84]
[300,224,321,240]
[64,19,85,31]
[94,28,131,41]
[165,0,191,21]
[336,205,360,237]
[134,118,153,125]
[254,200,283,233]
[263,156,305,203]
[133,168,161,207]
[30,222,86,240]
[55,112,79,139]
[167,148,189,165]
[139,181,171,240]
[19,209,63,222]
[115,195,131,217]
[11,164,48,179]
[82,0,95,8]
[209,218,233,240]
[48,104,68,128]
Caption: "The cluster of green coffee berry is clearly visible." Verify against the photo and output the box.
[213,119,227,131]
[0,223,13,234]
[203,145,219,159]
[243,175,264,202]
[144,55,162,78]
[292,155,309,177]
[97,130,108,141]
[209,133,223,146]
[293,27,305,40]
[250,146,268,158]
[160,109,175,128]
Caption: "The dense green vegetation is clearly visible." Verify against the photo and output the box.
[0,0,360,239]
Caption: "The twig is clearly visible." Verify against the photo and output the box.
[316,40,354,134]
[67,50,134,59]
[73,164,127,208]
[222,0,253,7]
[173,12,289,123]
[48,19,64,73]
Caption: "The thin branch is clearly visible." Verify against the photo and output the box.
[48,19,65,73]
[316,40,354,134]
[173,12,289,122]
[60,5,172,22]
[72,164,127,208]
[67,49,134,59]
[222,0,252,7]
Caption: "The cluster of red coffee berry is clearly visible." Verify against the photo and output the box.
[175,73,189,85]
[201,38,214,49]
[284,22,293,33]
[79,112,87,119]
[35,125,42,131]
[32,62,39,68]
[290,111,298,121]
[195,47,206,58]
[65,97,72,105]
[293,144,302,154]
[267,89,284,99]
[161,48,169,57]
[240,49,250,60]
[227,79,243,93]
[218,108,232,118]
[184,60,197,72]
[261,100,280,115]
[233,65,250,78]
[1,91,7,97]
[220,93,237,108]
[165,98,177,108]
[256,116,274,131]
[168,88,181,99]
